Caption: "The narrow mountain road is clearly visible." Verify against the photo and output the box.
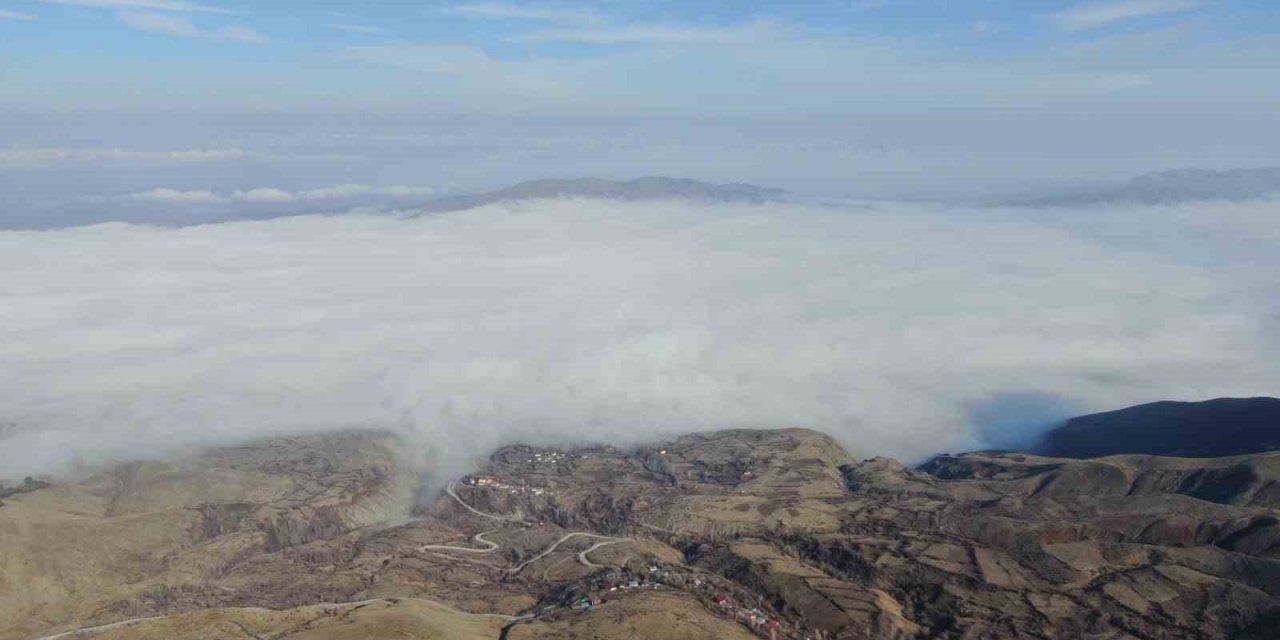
[40,483,632,640]
[578,539,625,568]
[512,532,619,574]
[442,479,631,574]
[34,597,523,640]
[446,480,529,524]
[35,616,167,640]
[419,529,500,554]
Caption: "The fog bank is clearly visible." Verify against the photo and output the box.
[2,197,1277,478]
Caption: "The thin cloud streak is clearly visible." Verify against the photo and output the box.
[444,2,603,26]
[327,23,383,34]
[513,21,776,45]
[0,148,252,170]
[128,188,225,203]
[116,11,265,43]
[37,0,234,14]
[1052,0,1202,31]
[0,9,38,20]
[124,184,437,203]
[341,42,588,99]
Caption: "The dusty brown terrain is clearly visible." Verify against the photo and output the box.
[2,428,1278,639]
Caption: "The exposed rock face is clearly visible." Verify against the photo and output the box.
[1036,397,1280,458]
[4,427,1280,639]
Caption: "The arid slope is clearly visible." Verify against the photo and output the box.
[3,427,1279,639]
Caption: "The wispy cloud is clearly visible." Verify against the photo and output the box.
[231,184,423,202]
[341,42,583,99]
[447,3,771,46]
[1052,0,1202,31]
[0,148,251,170]
[1031,72,1155,97]
[36,0,233,14]
[124,184,437,204]
[444,2,603,26]
[513,21,775,45]
[128,188,226,203]
[0,9,38,20]
[327,23,383,34]
[215,25,265,43]
[344,43,505,76]
[971,20,1005,35]
[118,10,266,43]
[118,11,202,36]
[851,0,896,10]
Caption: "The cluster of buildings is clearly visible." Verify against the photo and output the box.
[716,595,783,639]
[568,579,663,611]
[517,550,832,640]
[558,563,796,640]
[525,451,568,466]
[459,475,547,496]
[559,567,669,613]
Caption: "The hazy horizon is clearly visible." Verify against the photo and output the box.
[5,109,1280,229]
[5,1,1280,228]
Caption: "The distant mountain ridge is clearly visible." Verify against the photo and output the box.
[417,177,787,213]
[1014,167,1280,206]
[1034,397,1280,459]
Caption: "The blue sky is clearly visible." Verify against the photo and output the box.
[3,0,1279,227]
[2,0,1277,113]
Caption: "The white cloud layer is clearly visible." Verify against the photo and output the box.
[1053,0,1202,31]
[2,198,1278,480]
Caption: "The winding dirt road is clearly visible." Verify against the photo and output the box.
[442,479,628,573]
[36,483,630,640]
[35,616,167,640]
[577,539,626,568]
[419,529,501,554]
[446,481,529,524]
[33,597,524,640]
[512,532,620,574]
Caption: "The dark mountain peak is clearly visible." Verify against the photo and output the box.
[1034,397,1280,459]
[1012,166,1280,206]
[417,176,787,214]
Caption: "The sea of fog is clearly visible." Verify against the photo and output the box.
[1,197,1278,478]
